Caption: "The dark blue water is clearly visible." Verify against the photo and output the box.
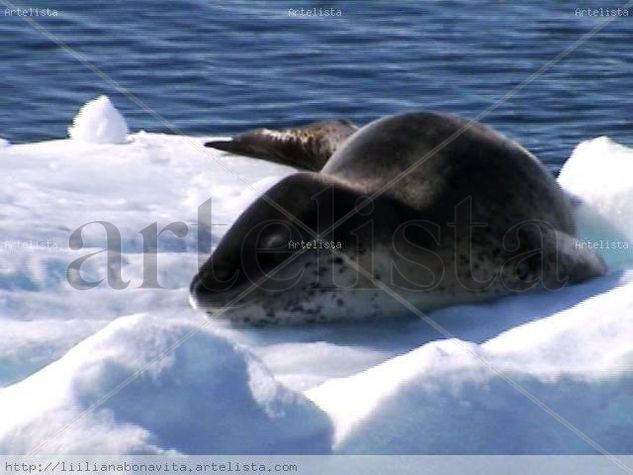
[1,1,632,171]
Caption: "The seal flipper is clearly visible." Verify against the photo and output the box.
[505,228,607,292]
[552,231,607,285]
[205,119,358,171]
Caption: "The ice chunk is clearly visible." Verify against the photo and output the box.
[558,137,633,268]
[68,95,129,144]
[307,274,633,454]
[0,314,332,454]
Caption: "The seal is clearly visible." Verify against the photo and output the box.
[191,112,606,324]
[205,119,358,171]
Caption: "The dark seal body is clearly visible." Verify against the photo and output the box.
[192,112,605,324]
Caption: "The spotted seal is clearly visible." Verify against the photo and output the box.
[190,112,606,324]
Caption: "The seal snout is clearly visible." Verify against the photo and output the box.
[189,256,243,310]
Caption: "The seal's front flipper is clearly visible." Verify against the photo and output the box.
[554,231,607,284]
[505,228,608,292]
[205,119,358,171]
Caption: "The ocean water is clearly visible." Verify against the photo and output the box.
[1,0,632,170]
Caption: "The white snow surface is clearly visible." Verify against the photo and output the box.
[68,95,129,144]
[0,314,331,454]
[0,102,632,455]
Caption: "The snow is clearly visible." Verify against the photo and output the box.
[559,136,633,269]
[0,314,332,454]
[0,98,632,454]
[68,95,129,144]
[307,274,633,453]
